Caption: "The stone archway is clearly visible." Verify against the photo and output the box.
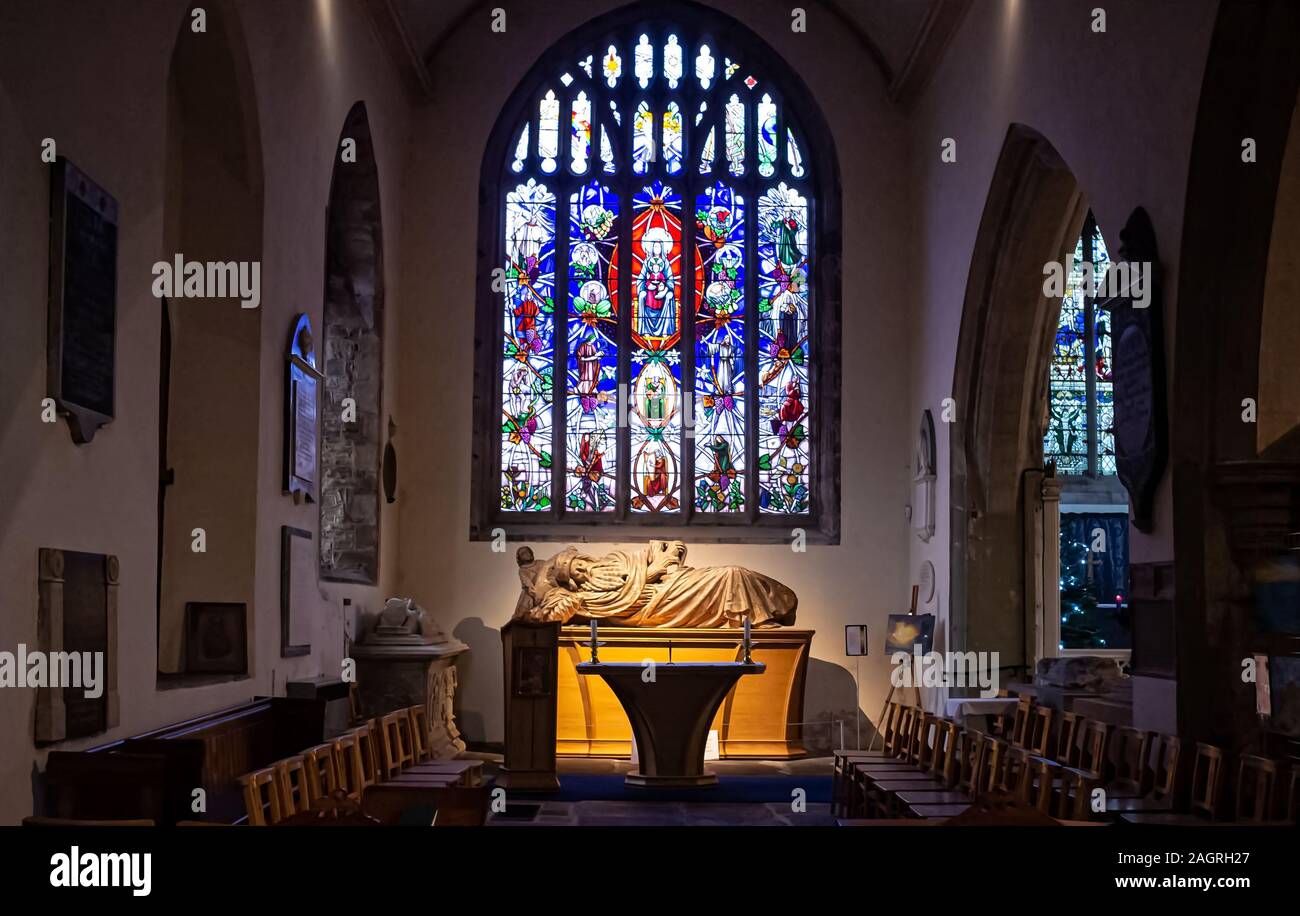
[1171,0,1300,750]
[319,102,385,584]
[949,124,1086,676]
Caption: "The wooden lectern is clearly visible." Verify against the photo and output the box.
[498,620,561,791]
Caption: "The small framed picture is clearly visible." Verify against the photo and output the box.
[884,613,936,656]
[844,624,868,657]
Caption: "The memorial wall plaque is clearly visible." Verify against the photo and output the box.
[281,526,315,657]
[1098,207,1167,532]
[47,158,118,444]
[285,314,323,501]
[35,548,119,744]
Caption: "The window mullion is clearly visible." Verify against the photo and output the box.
[745,164,760,521]
[554,175,571,518]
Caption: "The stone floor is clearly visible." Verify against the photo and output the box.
[485,755,838,827]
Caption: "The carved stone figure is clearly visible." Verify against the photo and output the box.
[511,540,797,628]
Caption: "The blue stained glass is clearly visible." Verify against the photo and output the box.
[566,181,620,511]
[501,180,556,511]
[756,183,810,514]
[694,182,747,512]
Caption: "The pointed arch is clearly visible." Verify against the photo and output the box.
[157,0,264,675]
[470,0,841,543]
[948,123,1087,665]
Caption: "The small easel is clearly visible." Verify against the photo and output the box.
[867,585,923,752]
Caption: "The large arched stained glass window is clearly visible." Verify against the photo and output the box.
[475,6,840,543]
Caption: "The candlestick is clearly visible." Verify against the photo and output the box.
[742,616,753,664]
[589,618,600,664]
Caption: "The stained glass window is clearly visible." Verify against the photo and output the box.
[1045,215,1114,477]
[488,22,828,532]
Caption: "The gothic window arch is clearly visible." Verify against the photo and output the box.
[1044,211,1131,652]
[472,3,841,543]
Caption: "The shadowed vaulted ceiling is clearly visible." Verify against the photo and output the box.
[365,0,970,105]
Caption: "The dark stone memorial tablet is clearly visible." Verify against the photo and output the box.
[1099,207,1167,532]
[47,158,118,444]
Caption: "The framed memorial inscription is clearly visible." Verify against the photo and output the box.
[1097,208,1166,532]
[285,314,323,501]
[281,526,315,658]
[47,157,118,444]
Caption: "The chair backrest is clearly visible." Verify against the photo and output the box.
[887,705,913,757]
[1284,764,1300,825]
[238,767,284,826]
[978,737,1008,795]
[929,720,962,784]
[332,732,365,802]
[1148,733,1180,801]
[1055,711,1081,765]
[408,705,433,762]
[349,725,380,793]
[1190,742,1225,819]
[1077,720,1110,778]
[901,708,927,764]
[914,713,939,770]
[1111,727,1150,793]
[1019,757,1060,814]
[879,702,902,751]
[1008,696,1033,748]
[1234,755,1279,822]
[273,756,309,817]
[990,739,1019,794]
[1027,705,1054,757]
[303,743,340,805]
[379,711,412,778]
[956,731,988,795]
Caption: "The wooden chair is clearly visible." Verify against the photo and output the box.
[379,712,412,779]
[1278,764,1300,825]
[1122,742,1224,825]
[1234,755,1280,823]
[1003,695,1032,748]
[407,705,433,762]
[238,767,285,826]
[1074,719,1111,779]
[1053,710,1081,765]
[302,743,341,805]
[1026,704,1054,757]
[1108,733,1180,814]
[868,719,964,816]
[1190,743,1225,819]
[897,731,992,818]
[332,732,366,802]
[1107,727,1151,798]
[273,755,310,816]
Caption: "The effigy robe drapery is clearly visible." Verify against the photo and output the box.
[512,540,797,628]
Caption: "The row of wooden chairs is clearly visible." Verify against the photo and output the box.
[835,698,1300,824]
[238,705,480,826]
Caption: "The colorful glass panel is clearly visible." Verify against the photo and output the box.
[694,182,747,512]
[539,90,559,174]
[501,180,556,511]
[664,35,683,88]
[630,181,683,512]
[566,181,620,511]
[633,100,654,175]
[570,91,591,174]
[757,183,810,514]
[757,93,777,178]
[725,93,745,176]
[663,102,683,175]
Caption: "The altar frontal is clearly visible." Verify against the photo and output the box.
[512,542,812,758]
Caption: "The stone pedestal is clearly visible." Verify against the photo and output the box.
[353,642,468,758]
